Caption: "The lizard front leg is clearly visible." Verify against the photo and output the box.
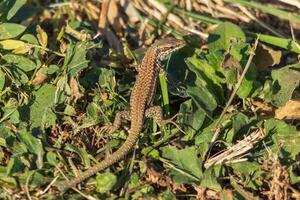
[145,106,182,128]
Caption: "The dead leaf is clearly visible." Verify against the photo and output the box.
[222,53,242,72]
[250,99,275,119]
[98,0,124,55]
[86,2,100,20]
[36,25,48,54]
[254,43,281,70]
[275,99,300,120]
[107,0,123,35]
[119,0,140,23]
[32,64,48,86]
[69,77,83,102]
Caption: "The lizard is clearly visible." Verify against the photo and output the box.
[57,37,186,192]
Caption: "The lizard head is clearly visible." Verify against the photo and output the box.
[154,37,186,61]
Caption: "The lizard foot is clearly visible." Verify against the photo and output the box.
[99,125,118,135]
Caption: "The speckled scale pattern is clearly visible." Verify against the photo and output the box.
[58,38,185,192]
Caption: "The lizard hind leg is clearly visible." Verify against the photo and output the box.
[145,106,185,133]
[100,110,131,135]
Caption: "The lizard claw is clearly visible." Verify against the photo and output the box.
[99,125,118,135]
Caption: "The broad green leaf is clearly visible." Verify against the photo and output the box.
[20,34,39,56]
[2,54,36,72]
[0,23,26,40]
[0,124,14,148]
[10,66,29,85]
[0,165,18,187]
[0,39,26,50]
[96,172,117,193]
[161,146,202,184]
[9,110,20,124]
[46,152,58,166]
[21,34,38,44]
[208,22,246,53]
[86,102,100,118]
[64,42,89,76]
[229,161,263,190]
[230,177,260,200]
[195,112,235,159]
[17,129,44,168]
[186,86,217,118]
[19,84,57,130]
[18,171,51,188]
[223,112,250,144]
[264,119,300,160]
[6,0,27,20]
[187,55,226,87]
[2,98,19,124]
[6,157,25,175]
[97,67,116,89]
[271,63,300,106]
[40,65,60,75]
[179,99,206,138]
[201,167,222,191]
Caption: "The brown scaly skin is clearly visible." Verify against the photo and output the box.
[57,37,185,192]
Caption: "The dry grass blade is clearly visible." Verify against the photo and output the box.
[204,128,265,168]
[277,0,300,9]
[135,0,208,38]
[98,0,124,55]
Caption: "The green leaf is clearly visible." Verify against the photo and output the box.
[186,86,217,118]
[264,119,300,160]
[208,22,246,52]
[95,172,117,193]
[223,112,252,143]
[64,42,89,77]
[0,69,5,91]
[17,171,52,188]
[2,98,19,124]
[6,157,25,175]
[201,166,222,191]
[65,144,90,167]
[230,177,260,200]
[9,66,29,85]
[271,63,300,106]
[159,190,177,200]
[86,102,100,118]
[2,54,36,72]
[19,84,57,131]
[0,23,26,40]
[40,65,60,75]
[6,0,27,20]
[161,146,202,184]
[46,152,58,166]
[17,129,44,169]
[179,99,206,138]
[229,161,263,190]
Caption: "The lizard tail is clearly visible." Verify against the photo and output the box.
[57,130,140,192]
